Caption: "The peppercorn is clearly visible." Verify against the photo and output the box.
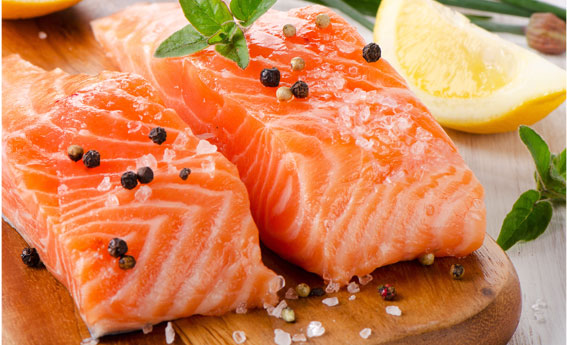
[296,283,311,298]
[290,81,309,98]
[119,255,136,270]
[363,43,381,63]
[108,238,128,258]
[179,168,191,180]
[451,264,465,280]
[149,127,167,145]
[67,145,84,162]
[281,307,296,323]
[290,57,305,71]
[377,284,396,301]
[276,87,293,102]
[137,166,154,184]
[21,247,41,267]
[260,68,280,87]
[121,171,138,190]
[83,150,100,168]
[309,287,326,297]
[418,253,435,266]
[315,13,331,29]
[283,24,296,37]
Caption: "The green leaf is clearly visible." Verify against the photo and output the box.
[551,149,566,182]
[208,21,238,45]
[154,24,209,58]
[215,27,249,69]
[179,0,234,36]
[497,190,553,250]
[230,0,277,27]
[519,125,551,186]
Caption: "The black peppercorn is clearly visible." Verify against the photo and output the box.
[451,264,465,280]
[67,145,84,162]
[21,247,41,267]
[108,238,128,258]
[119,255,136,270]
[149,127,167,145]
[378,284,396,300]
[260,68,280,87]
[363,43,381,63]
[309,287,326,297]
[83,150,100,168]
[179,168,191,180]
[137,167,154,184]
[291,81,309,98]
[121,171,138,190]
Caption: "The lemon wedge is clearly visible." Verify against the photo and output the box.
[374,0,566,134]
[2,0,82,19]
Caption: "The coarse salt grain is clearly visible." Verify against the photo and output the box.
[235,303,247,314]
[269,300,288,318]
[325,281,340,293]
[349,295,356,301]
[196,139,217,155]
[38,31,47,39]
[136,154,157,170]
[135,185,152,202]
[385,306,402,316]
[358,274,373,285]
[80,338,99,345]
[97,176,111,192]
[285,287,298,300]
[292,333,307,342]
[142,324,153,334]
[269,275,286,293]
[163,148,176,162]
[165,322,175,344]
[322,297,339,307]
[232,330,247,344]
[105,194,119,207]
[307,321,325,338]
[359,328,372,339]
[274,329,291,345]
[347,281,360,293]
[201,157,216,177]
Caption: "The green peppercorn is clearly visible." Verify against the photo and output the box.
[309,287,326,297]
[276,87,293,102]
[291,81,308,98]
[260,68,280,87]
[108,238,128,258]
[290,57,305,71]
[179,168,191,180]
[315,13,331,28]
[137,166,154,184]
[67,145,84,162]
[21,247,41,267]
[281,307,296,323]
[296,283,311,298]
[149,127,167,145]
[377,284,396,301]
[121,171,138,190]
[418,253,435,266]
[363,43,381,63]
[83,150,100,168]
[451,264,465,280]
[283,24,296,37]
[119,255,136,270]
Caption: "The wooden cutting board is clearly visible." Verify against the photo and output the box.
[2,1,522,344]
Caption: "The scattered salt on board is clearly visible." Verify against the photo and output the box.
[307,321,325,338]
[322,297,339,307]
[386,305,402,316]
[274,329,291,345]
[359,328,372,339]
[232,330,246,344]
[165,322,175,344]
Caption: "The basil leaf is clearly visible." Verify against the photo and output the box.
[154,24,209,58]
[215,27,249,69]
[230,0,277,27]
[519,125,552,186]
[179,0,234,36]
[497,190,553,250]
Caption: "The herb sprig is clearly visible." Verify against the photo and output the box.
[154,0,277,69]
[497,126,566,250]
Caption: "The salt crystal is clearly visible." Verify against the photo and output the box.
[306,321,325,338]
[97,176,111,192]
[201,157,216,177]
[336,40,355,53]
[358,274,373,285]
[349,295,356,301]
[163,148,176,163]
[135,185,152,202]
[534,312,546,323]
[325,281,340,293]
[127,120,142,133]
[274,329,291,345]
[329,76,346,90]
[173,132,189,149]
[80,338,99,345]
[165,322,175,344]
[322,297,339,307]
[142,324,153,334]
[347,282,360,294]
[232,330,247,344]
[197,132,215,140]
[105,194,119,207]
[235,303,248,314]
[531,299,548,311]
[292,333,307,342]
[268,300,288,318]
[349,66,358,75]
[359,328,372,339]
[385,306,402,316]
[269,275,286,293]
[38,31,47,39]
[136,154,157,170]
[355,137,374,151]
[196,139,217,155]
[285,287,298,300]
[57,184,69,194]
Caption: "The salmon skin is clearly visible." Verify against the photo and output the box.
[92,4,486,285]
[2,55,280,338]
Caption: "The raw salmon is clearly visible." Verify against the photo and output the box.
[2,55,280,338]
[92,4,486,285]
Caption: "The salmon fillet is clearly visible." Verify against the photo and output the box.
[2,55,279,338]
[92,4,486,285]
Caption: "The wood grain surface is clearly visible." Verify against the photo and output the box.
[2,0,563,344]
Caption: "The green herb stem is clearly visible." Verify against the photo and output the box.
[500,0,566,20]
[470,19,526,35]
[316,0,375,30]
[438,0,533,17]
